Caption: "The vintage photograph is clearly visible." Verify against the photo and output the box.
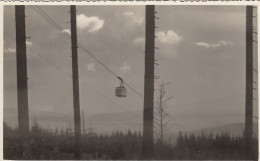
[3,4,258,160]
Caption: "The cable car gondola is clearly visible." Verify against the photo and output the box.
[115,77,126,97]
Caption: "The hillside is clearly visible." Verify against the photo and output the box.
[189,122,258,138]
[4,107,258,137]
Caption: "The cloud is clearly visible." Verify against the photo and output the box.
[119,61,131,73]
[4,47,16,53]
[156,30,182,45]
[61,29,71,35]
[77,14,104,33]
[123,12,144,25]
[196,40,234,49]
[26,41,32,46]
[133,37,145,45]
[87,63,96,72]
[5,41,32,50]
[4,46,35,59]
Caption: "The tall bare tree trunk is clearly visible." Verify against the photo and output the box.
[142,5,155,159]
[245,5,253,158]
[15,5,31,159]
[70,5,82,159]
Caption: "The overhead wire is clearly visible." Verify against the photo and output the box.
[4,32,142,121]
[79,80,142,120]
[29,5,143,98]
[4,31,72,76]
[27,5,143,119]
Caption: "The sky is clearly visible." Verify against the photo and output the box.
[3,5,258,135]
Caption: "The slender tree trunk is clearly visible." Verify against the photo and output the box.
[70,5,82,159]
[245,5,253,158]
[15,5,31,159]
[160,87,163,144]
[142,5,155,159]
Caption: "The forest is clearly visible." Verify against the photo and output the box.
[3,120,258,160]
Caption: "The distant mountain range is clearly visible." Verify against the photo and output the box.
[188,122,258,138]
[4,107,258,138]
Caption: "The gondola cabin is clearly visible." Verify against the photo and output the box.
[115,77,126,97]
[115,86,126,97]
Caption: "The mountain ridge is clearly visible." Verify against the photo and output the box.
[4,107,258,137]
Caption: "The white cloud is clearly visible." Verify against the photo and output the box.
[119,61,131,73]
[5,41,32,48]
[196,40,234,49]
[87,63,96,72]
[26,41,32,46]
[4,46,35,59]
[77,14,104,33]
[134,37,145,45]
[61,29,71,35]
[123,12,144,25]
[156,30,182,45]
[4,47,16,53]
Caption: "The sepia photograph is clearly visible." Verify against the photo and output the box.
[3,3,259,160]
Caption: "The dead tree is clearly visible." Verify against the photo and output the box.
[15,5,31,159]
[142,5,155,158]
[70,5,82,159]
[154,81,173,145]
[245,5,254,158]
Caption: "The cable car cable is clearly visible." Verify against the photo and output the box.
[4,32,142,121]
[30,5,143,98]
[79,80,142,120]
[31,6,134,97]
[4,32,72,77]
